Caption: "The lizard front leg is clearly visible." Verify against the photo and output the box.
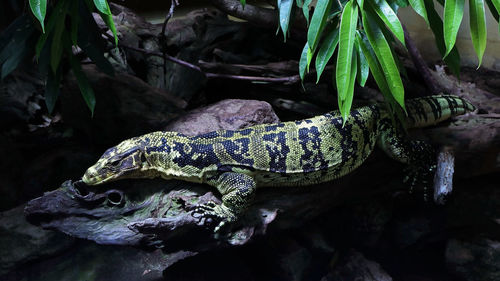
[377,119,436,198]
[194,172,257,232]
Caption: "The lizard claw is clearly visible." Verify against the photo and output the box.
[192,201,237,233]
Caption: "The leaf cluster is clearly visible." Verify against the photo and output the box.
[0,0,118,115]
[277,0,500,123]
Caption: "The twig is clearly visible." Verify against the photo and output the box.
[209,0,307,37]
[198,60,298,75]
[336,0,343,9]
[161,0,179,36]
[159,0,179,88]
[403,24,442,95]
[205,72,300,84]
[102,34,301,84]
[119,43,203,72]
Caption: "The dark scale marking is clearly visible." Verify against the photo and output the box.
[304,119,313,124]
[298,126,329,173]
[171,141,218,169]
[410,99,427,123]
[220,138,254,166]
[222,130,235,138]
[423,98,440,121]
[192,131,221,140]
[146,137,171,154]
[407,108,417,125]
[336,120,357,165]
[444,95,458,115]
[262,132,290,173]
[265,123,285,132]
[351,109,370,149]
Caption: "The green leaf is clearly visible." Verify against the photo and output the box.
[469,0,487,67]
[487,0,500,32]
[315,28,339,82]
[240,0,246,6]
[50,15,66,74]
[357,31,402,122]
[105,21,118,46]
[357,32,393,102]
[390,0,410,9]
[278,0,294,40]
[491,0,500,11]
[29,0,47,32]
[355,38,369,86]
[94,0,118,45]
[308,0,334,51]
[339,48,358,123]
[0,16,34,65]
[485,0,499,22]
[408,0,429,25]
[70,0,79,46]
[93,0,111,15]
[35,0,64,60]
[336,0,358,101]
[45,66,62,113]
[1,47,28,79]
[424,0,461,76]
[368,0,405,45]
[490,0,500,13]
[362,8,405,109]
[303,0,313,24]
[357,0,365,10]
[69,54,96,115]
[78,0,115,75]
[299,42,312,80]
[0,16,35,79]
[443,0,465,57]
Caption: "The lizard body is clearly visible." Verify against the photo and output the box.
[82,95,475,231]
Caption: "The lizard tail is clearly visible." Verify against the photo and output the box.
[405,95,475,128]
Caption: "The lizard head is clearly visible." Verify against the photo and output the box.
[82,137,150,185]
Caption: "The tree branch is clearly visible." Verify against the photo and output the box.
[403,24,443,95]
[209,0,307,38]
[104,36,301,85]
[161,0,179,36]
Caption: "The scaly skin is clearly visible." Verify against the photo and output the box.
[82,95,475,231]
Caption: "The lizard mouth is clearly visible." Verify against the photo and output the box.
[82,167,125,185]
[82,162,147,185]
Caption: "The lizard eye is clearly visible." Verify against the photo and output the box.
[110,159,121,166]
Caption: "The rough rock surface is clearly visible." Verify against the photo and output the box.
[0,205,74,275]
[61,64,186,146]
[446,238,500,281]
[164,99,280,135]
[321,250,393,281]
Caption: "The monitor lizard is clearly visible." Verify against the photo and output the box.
[82,95,475,231]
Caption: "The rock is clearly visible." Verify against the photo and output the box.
[164,99,280,135]
[2,240,195,281]
[0,69,44,130]
[446,238,500,281]
[0,204,74,276]
[322,249,393,281]
[61,64,186,146]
